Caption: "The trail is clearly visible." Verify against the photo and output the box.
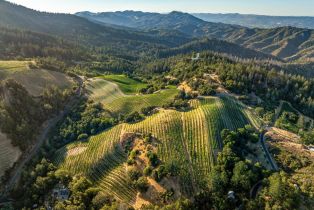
[1,75,84,197]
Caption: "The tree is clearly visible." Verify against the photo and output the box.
[231,161,257,191]
[262,172,300,210]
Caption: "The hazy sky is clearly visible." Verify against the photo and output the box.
[7,0,314,16]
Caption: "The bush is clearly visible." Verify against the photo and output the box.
[135,177,149,193]
[141,106,156,116]
[146,151,159,167]
[143,166,153,176]
[124,111,143,123]
[77,133,88,141]
[127,168,141,181]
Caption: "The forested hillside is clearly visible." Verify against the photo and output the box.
[193,13,314,29]
[78,11,314,62]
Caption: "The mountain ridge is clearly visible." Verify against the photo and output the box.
[76,10,314,62]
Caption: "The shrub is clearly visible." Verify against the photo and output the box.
[135,177,149,193]
[146,151,159,167]
[124,111,143,123]
[143,166,153,176]
[77,133,88,141]
[127,168,141,181]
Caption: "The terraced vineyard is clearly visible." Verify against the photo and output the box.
[0,60,74,96]
[0,132,21,178]
[54,95,262,205]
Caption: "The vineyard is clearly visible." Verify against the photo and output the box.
[106,88,178,115]
[54,95,263,205]
[86,76,179,115]
[101,75,147,94]
[0,132,21,178]
[85,78,125,104]
[0,60,74,96]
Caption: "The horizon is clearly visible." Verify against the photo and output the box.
[7,0,314,17]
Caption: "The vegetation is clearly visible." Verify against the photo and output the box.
[0,79,70,150]
[2,1,314,209]
[101,75,147,94]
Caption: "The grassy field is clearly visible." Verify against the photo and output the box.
[0,60,74,96]
[100,75,147,94]
[106,88,178,115]
[0,132,21,178]
[54,95,263,205]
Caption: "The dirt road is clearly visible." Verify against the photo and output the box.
[1,76,83,196]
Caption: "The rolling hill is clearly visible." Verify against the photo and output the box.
[193,13,314,29]
[53,92,267,206]
[77,11,314,62]
[0,61,74,96]
[0,1,279,62]
[85,76,179,116]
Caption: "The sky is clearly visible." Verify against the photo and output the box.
[7,0,314,16]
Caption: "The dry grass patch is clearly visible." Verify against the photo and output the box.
[0,61,74,96]
[67,146,87,157]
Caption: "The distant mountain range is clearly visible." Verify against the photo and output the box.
[76,10,314,62]
[0,0,313,63]
[193,13,314,29]
[0,1,278,61]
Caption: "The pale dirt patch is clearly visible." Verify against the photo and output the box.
[207,73,222,84]
[67,146,87,156]
[267,127,300,143]
[178,81,192,93]
[133,192,151,209]
[266,128,314,158]
[0,132,22,178]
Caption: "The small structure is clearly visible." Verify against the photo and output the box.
[227,191,235,200]
[52,183,70,201]
[192,53,200,61]
[308,146,314,152]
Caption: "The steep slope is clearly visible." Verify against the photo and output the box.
[78,11,314,62]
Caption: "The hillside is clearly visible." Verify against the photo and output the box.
[0,61,74,96]
[0,1,277,63]
[86,76,179,116]
[77,11,314,62]
[193,13,314,29]
[0,132,21,179]
[0,1,192,52]
[53,94,266,207]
